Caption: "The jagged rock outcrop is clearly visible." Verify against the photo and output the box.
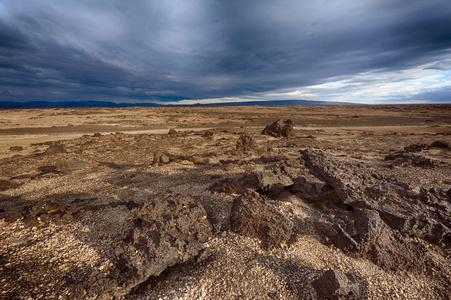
[300,149,380,206]
[314,209,430,272]
[230,189,293,248]
[299,149,451,245]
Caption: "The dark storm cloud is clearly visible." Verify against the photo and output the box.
[0,0,450,103]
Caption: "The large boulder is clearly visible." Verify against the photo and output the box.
[230,189,293,248]
[261,119,295,138]
[111,194,212,296]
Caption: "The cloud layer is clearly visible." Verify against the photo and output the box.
[1,0,450,104]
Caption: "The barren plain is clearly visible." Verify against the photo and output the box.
[1,104,450,299]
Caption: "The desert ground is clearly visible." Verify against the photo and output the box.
[0,104,450,299]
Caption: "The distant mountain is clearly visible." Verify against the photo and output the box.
[0,99,356,109]
[190,100,356,106]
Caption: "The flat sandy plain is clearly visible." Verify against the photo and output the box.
[0,104,450,299]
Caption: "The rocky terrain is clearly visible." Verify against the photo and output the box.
[0,104,450,299]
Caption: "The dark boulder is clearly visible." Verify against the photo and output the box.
[261,119,295,138]
[312,269,362,300]
[112,194,212,296]
[230,189,293,248]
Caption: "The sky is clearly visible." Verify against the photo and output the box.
[1,0,451,105]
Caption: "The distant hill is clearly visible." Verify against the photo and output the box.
[0,99,356,109]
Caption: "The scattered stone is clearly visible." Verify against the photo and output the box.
[9,146,24,152]
[154,151,170,164]
[236,134,256,151]
[189,154,205,164]
[203,131,214,139]
[261,119,295,138]
[45,145,66,155]
[55,160,95,172]
[312,269,361,300]
[112,194,212,296]
[230,189,293,248]
[168,128,177,135]
[0,179,19,191]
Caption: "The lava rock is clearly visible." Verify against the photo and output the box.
[230,189,293,248]
[154,151,170,164]
[112,194,212,296]
[55,160,95,171]
[261,119,295,138]
[353,209,429,272]
[236,134,256,151]
[300,149,379,205]
[9,146,24,152]
[312,269,361,300]
[189,154,205,164]
[45,145,67,155]
[209,166,293,195]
